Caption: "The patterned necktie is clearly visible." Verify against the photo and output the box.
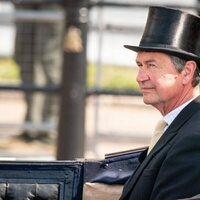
[148,119,167,154]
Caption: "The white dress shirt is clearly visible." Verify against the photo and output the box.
[163,96,198,131]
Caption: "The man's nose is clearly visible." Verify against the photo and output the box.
[136,69,149,82]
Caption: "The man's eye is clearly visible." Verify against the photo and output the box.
[137,64,143,67]
[148,64,156,68]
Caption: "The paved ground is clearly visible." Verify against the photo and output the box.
[0,91,161,160]
[85,95,161,158]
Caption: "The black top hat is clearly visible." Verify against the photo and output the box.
[124,6,200,66]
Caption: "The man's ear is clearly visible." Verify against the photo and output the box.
[182,61,197,85]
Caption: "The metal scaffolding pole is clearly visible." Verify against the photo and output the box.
[56,0,88,160]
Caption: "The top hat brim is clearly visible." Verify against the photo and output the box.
[124,44,200,66]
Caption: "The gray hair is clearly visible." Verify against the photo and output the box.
[169,55,200,87]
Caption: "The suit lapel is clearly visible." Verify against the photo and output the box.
[121,130,176,198]
[121,126,177,199]
[121,96,200,199]
[150,97,200,155]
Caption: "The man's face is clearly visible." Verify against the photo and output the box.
[136,52,185,113]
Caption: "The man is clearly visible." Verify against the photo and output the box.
[120,6,200,200]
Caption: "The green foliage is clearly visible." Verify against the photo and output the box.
[0,59,20,83]
[87,63,139,90]
[0,59,139,90]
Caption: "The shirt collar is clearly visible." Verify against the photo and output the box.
[163,96,198,127]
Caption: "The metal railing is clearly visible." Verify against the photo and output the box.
[0,0,198,159]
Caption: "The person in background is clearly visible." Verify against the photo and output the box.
[14,2,64,141]
[120,6,200,200]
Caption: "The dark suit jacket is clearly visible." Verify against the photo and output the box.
[120,96,200,200]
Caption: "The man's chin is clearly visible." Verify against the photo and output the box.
[142,96,157,105]
[143,100,151,105]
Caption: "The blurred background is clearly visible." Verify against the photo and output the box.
[0,0,198,160]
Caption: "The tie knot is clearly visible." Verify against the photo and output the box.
[148,119,167,154]
[154,119,167,135]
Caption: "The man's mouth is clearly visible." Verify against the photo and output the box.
[140,87,155,92]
